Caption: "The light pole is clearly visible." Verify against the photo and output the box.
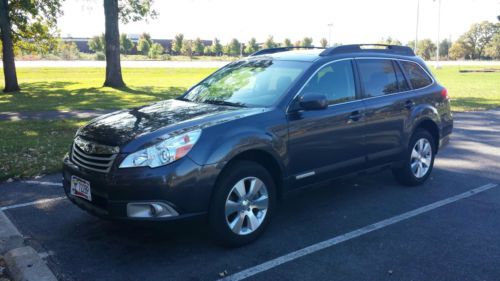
[328,23,333,47]
[435,0,442,69]
[415,0,420,52]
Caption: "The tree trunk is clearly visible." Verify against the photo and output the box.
[0,0,20,92]
[103,0,125,88]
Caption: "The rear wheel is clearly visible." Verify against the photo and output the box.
[392,129,435,186]
[209,161,276,247]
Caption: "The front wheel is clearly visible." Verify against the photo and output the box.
[209,161,276,247]
[392,129,436,186]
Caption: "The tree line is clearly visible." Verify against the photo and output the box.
[86,33,319,57]
[0,0,499,92]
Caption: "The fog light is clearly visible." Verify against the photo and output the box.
[127,202,179,218]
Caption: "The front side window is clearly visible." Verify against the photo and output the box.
[400,61,433,89]
[302,60,356,105]
[357,59,400,97]
[183,59,310,107]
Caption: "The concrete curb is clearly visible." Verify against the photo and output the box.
[0,211,57,281]
[4,247,57,281]
[0,211,23,254]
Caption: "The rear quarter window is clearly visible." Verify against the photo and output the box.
[356,59,400,97]
[400,61,433,89]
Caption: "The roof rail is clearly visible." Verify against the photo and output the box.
[250,46,324,57]
[320,44,415,56]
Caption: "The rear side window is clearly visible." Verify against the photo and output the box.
[400,61,433,89]
[302,60,356,105]
[357,59,400,97]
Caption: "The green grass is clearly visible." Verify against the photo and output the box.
[430,66,500,112]
[0,67,216,112]
[0,119,88,181]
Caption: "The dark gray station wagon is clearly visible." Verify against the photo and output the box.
[63,44,453,246]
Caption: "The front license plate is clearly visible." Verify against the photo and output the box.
[70,176,92,201]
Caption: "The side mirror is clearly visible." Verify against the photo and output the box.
[298,93,328,110]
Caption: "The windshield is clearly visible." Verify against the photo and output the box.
[182,59,311,107]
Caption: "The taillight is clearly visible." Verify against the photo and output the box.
[441,88,449,100]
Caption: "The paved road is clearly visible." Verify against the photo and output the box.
[1,110,499,281]
[1,60,499,68]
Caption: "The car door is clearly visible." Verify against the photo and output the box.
[355,58,411,166]
[287,59,367,187]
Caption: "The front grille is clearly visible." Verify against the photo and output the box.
[71,137,118,173]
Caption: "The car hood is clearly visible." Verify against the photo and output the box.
[77,99,266,148]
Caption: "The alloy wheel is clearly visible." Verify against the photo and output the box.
[225,177,269,235]
[410,138,433,178]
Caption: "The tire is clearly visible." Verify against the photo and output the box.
[392,129,436,186]
[209,160,276,247]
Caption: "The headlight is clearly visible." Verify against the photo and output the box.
[119,129,201,168]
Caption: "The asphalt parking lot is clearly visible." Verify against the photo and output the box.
[1,109,499,281]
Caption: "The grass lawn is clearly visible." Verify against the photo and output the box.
[0,65,498,181]
[430,66,500,112]
[0,67,216,112]
[0,119,88,181]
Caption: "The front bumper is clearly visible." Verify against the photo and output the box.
[62,154,219,221]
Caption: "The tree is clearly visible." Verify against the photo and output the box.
[88,34,106,53]
[211,38,223,56]
[485,32,500,59]
[102,0,156,88]
[244,37,259,54]
[148,42,164,58]
[319,38,328,48]
[439,39,452,59]
[283,38,292,47]
[140,32,152,45]
[203,45,212,56]
[263,36,278,49]
[458,21,499,59]
[120,33,134,54]
[449,39,472,60]
[302,37,313,47]
[193,38,204,55]
[0,0,63,92]
[57,41,80,60]
[172,33,184,55]
[294,40,302,47]
[226,38,241,56]
[181,39,193,57]
[416,39,436,60]
[137,37,150,55]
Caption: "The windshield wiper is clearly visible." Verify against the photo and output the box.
[203,100,247,108]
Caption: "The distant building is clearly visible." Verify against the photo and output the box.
[62,37,213,54]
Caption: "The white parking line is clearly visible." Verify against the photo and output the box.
[219,183,498,281]
[1,196,67,211]
[23,181,62,187]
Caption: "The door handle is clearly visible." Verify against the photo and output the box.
[348,110,362,122]
[404,100,415,109]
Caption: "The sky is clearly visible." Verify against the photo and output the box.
[58,0,500,45]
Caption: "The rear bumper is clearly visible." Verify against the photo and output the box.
[62,154,219,221]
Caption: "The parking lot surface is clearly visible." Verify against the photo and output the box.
[1,109,499,281]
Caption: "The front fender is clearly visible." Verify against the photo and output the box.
[186,109,288,169]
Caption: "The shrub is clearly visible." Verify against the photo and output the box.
[95,52,106,61]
